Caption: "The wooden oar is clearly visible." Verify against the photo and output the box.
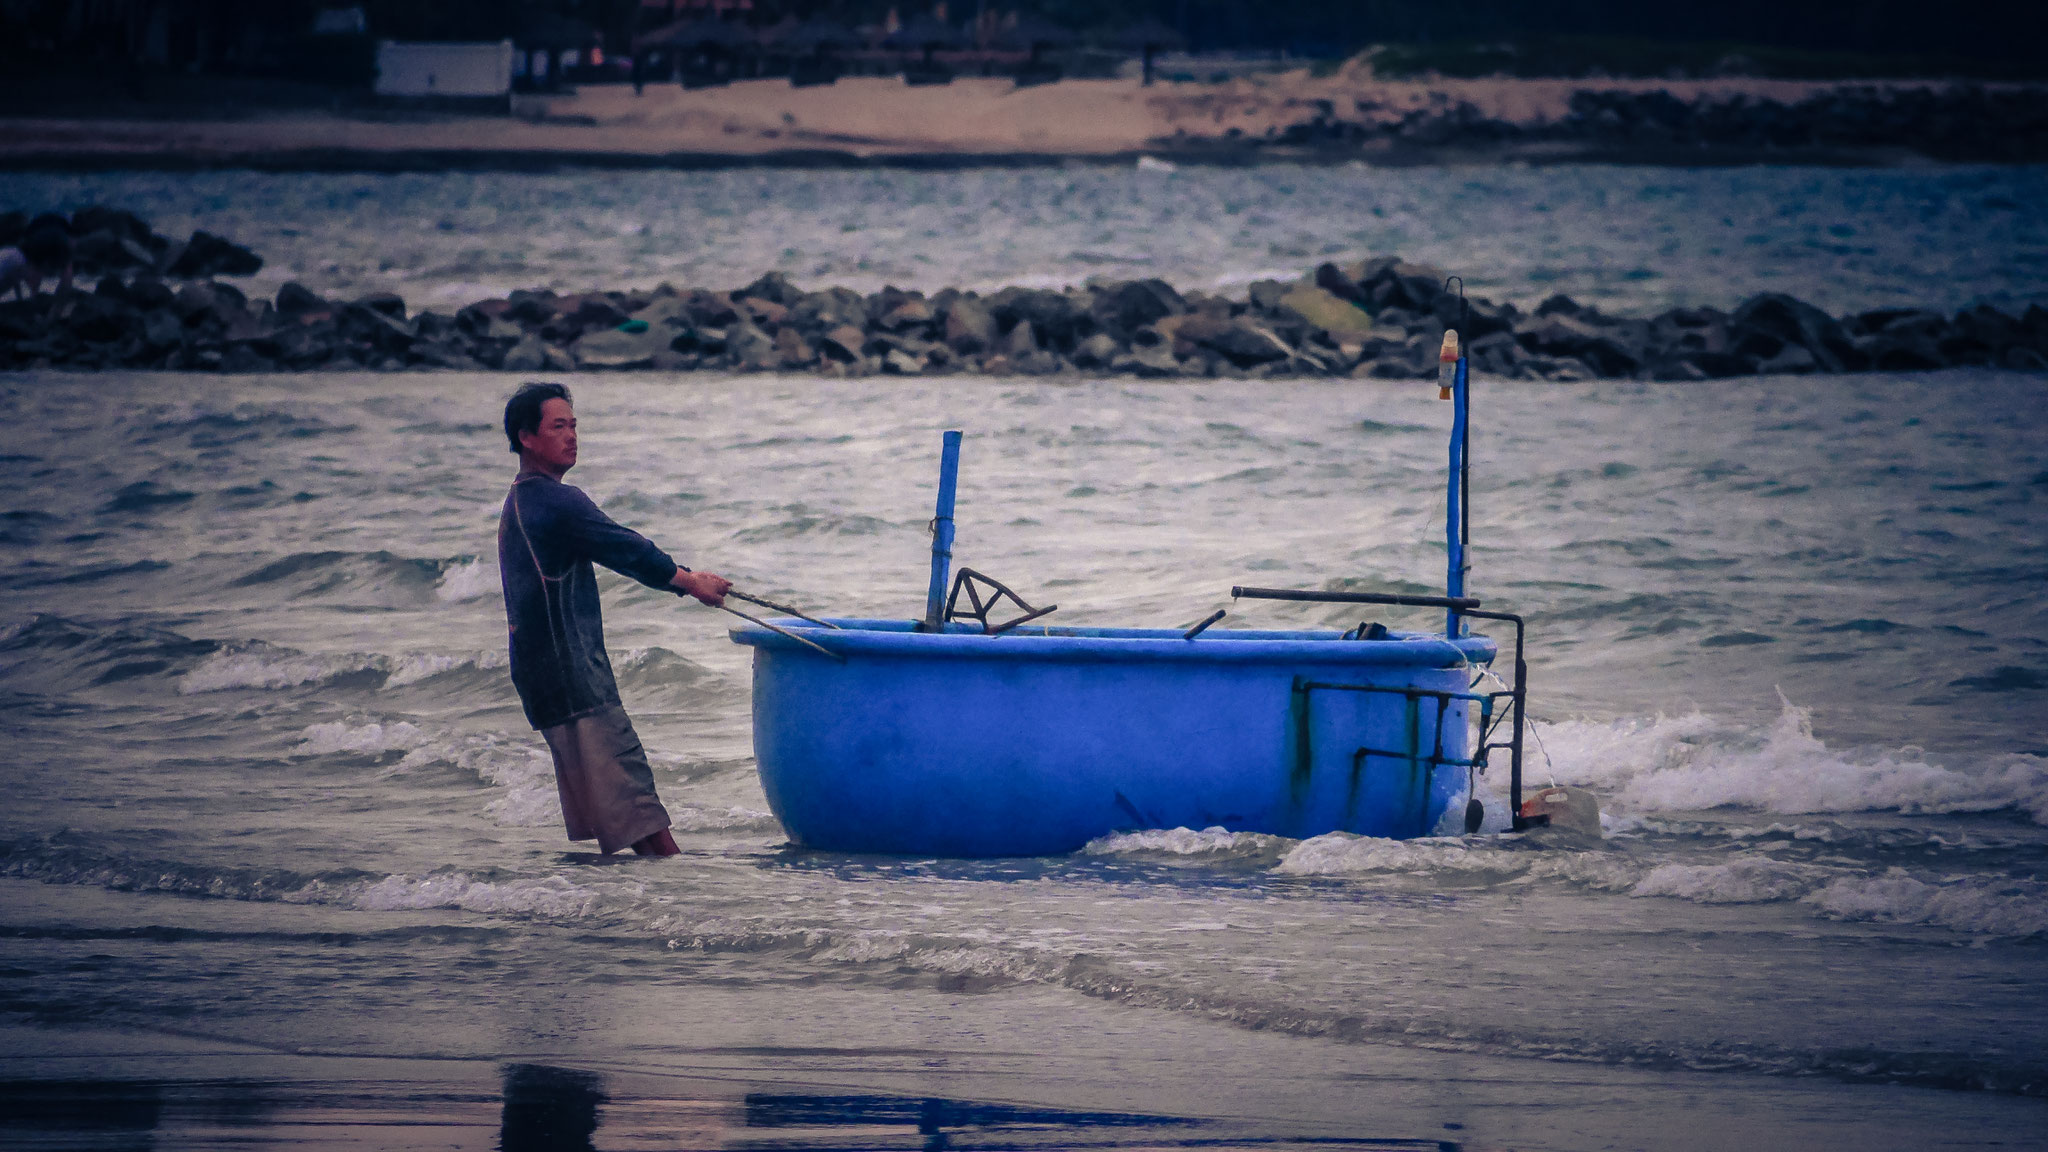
[714,602,846,663]
[728,589,843,630]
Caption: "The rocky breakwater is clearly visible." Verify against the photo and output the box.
[2,206,262,282]
[3,217,2045,380]
[1272,85,2048,164]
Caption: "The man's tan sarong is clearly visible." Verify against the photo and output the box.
[539,704,672,854]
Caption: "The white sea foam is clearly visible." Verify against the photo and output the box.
[391,732,561,826]
[296,720,424,755]
[179,642,509,695]
[1083,826,1288,858]
[384,649,505,687]
[808,934,1049,984]
[669,805,779,833]
[1630,858,1835,904]
[1803,870,2048,938]
[1278,833,1514,877]
[435,558,497,602]
[1275,831,1641,890]
[179,648,382,693]
[1533,696,2048,823]
[485,785,563,828]
[349,873,602,918]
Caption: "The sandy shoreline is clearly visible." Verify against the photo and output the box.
[9,1008,2048,1152]
[1,72,2026,169]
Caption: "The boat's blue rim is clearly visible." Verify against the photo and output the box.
[729,617,1496,667]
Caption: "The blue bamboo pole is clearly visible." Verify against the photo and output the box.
[924,430,963,631]
[1446,356,1469,636]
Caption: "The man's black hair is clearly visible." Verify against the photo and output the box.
[19,227,71,271]
[504,381,572,454]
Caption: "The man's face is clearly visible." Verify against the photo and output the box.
[520,397,577,475]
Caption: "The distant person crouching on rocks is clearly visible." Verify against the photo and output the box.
[499,382,732,857]
[0,224,73,300]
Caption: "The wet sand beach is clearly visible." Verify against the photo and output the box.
[3,72,2033,169]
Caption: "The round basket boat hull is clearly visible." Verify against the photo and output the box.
[735,620,1497,857]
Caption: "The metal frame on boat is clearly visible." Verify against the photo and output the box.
[731,286,1535,856]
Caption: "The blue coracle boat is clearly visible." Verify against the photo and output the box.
[732,305,1536,857]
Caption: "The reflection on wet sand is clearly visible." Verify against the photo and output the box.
[0,1069,1457,1151]
[502,1064,604,1152]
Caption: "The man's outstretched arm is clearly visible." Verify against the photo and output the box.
[670,568,731,607]
[560,486,729,606]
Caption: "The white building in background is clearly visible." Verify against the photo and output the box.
[312,7,368,36]
[373,40,515,102]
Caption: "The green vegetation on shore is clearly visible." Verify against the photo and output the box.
[1365,37,2047,83]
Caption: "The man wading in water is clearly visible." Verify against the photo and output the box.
[499,382,732,856]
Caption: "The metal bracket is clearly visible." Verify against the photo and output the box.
[944,567,1057,635]
[1279,598,1532,831]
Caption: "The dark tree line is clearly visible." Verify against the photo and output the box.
[7,0,2042,73]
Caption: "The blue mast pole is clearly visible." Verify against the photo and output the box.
[924,430,963,631]
[1446,355,1469,636]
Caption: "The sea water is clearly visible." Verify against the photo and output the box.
[6,163,2047,315]
[1,165,2045,1150]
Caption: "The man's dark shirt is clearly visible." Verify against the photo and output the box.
[499,471,681,730]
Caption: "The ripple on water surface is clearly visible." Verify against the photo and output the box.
[3,165,2045,314]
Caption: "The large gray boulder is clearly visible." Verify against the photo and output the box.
[738,271,805,306]
[1090,278,1185,335]
[502,333,572,372]
[942,296,998,354]
[1072,332,1121,368]
[880,298,935,331]
[1516,313,1643,378]
[502,333,549,372]
[1011,349,1065,375]
[573,324,668,369]
[726,321,778,370]
[1729,292,1861,372]
[820,324,868,362]
[268,320,340,369]
[1362,260,1448,314]
[165,230,262,278]
[790,287,868,334]
[1178,314,1292,366]
[1246,279,1290,313]
[1943,304,2028,366]
[989,288,1082,351]
[1002,320,1041,357]
[1277,285,1389,343]
[773,326,815,368]
[1851,309,1948,371]
[1111,342,1182,377]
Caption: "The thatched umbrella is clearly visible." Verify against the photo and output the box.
[635,19,759,88]
[773,16,857,86]
[634,19,758,54]
[993,14,1076,62]
[780,16,858,54]
[1117,17,1186,86]
[518,14,601,51]
[883,13,965,61]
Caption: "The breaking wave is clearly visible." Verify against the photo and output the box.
[434,557,497,602]
[179,645,385,694]
[345,873,603,918]
[1533,696,2048,823]
[296,719,425,756]
[1803,872,2048,937]
[176,642,506,697]
[1083,826,1290,864]
[1629,858,1835,904]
